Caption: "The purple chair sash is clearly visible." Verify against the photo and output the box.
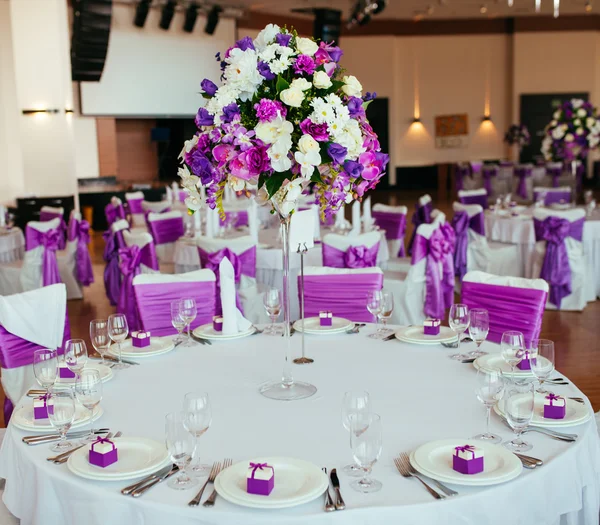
[219,210,249,227]
[455,165,471,191]
[117,246,142,331]
[149,217,185,245]
[451,211,486,281]
[105,203,126,226]
[371,211,406,257]
[126,198,144,215]
[407,201,433,256]
[39,211,67,250]
[178,190,187,203]
[547,166,562,188]
[322,243,379,269]
[438,223,456,308]
[68,219,94,286]
[102,230,123,306]
[482,165,498,194]
[300,273,384,323]
[459,193,488,209]
[533,189,571,205]
[533,216,584,309]
[461,280,546,347]
[25,226,62,287]
[134,281,216,336]
[499,161,514,168]
[515,166,532,199]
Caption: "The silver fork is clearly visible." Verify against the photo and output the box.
[203,458,232,507]
[403,454,458,497]
[188,461,221,507]
[393,455,443,500]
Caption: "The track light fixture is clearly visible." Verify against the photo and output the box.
[159,0,176,30]
[184,2,199,32]
[134,0,151,28]
[347,0,386,29]
[205,5,222,35]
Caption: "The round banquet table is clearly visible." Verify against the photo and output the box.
[1,326,599,525]
[0,227,25,263]
[485,207,600,302]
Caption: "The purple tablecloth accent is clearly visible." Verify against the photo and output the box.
[547,166,562,188]
[451,210,486,280]
[149,217,185,245]
[126,198,144,215]
[407,201,433,256]
[482,165,498,194]
[455,165,471,191]
[533,216,584,309]
[533,189,571,205]
[105,202,126,226]
[322,243,379,268]
[372,211,406,257]
[68,218,94,287]
[300,273,383,323]
[25,226,62,287]
[134,281,216,336]
[461,281,547,347]
[103,230,122,306]
[219,210,249,228]
[515,166,532,199]
[459,192,488,209]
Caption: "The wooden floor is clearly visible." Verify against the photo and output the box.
[3,188,599,426]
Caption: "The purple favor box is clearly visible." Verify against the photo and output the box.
[247,462,275,496]
[131,331,151,348]
[58,363,75,379]
[319,311,333,327]
[452,445,484,475]
[423,318,440,336]
[517,350,531,370]
[89,438,118,468]
[213,316,223,333]
[33,396,48,420]
[543,394,566,419]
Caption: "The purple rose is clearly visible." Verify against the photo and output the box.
[221,103,240,124]
[186,149,215,185]
[254,99,286,122]
[197,133,212,154]
[234,36,255,51]
[327,143,348,165]
[300,118,329,141]
[347,97,365,118]
[243,146,270,176]
[195,108,214,128]
[200,78,218,96]
[343,160,364,179]
[294,55,316,76]
[276,33,292,47]
[257,61,275,81]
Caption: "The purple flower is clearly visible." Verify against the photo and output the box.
[363,92,377,102]
[294,55,316,76]
[257,61,276,81]
[343,160,364,179]
[358,151,381,181]
[234,36,255,51]
[328,46,343,62]
[186,149,215,185]
[201,79,218,96]
[254,99,286,122]
[327,143,348,165]
[347,97,365,118]
[300,119,329,141]
[276,33,292,47]
[221,103,240,124]
[315,42,343,65]
[324,62,336,77]
[195,108,214,128]
[354,179,370,197]
[197,133,212,154]
[374,152,389,170]
[243,146,270,177]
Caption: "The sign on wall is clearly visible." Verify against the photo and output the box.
[435,114,469,148]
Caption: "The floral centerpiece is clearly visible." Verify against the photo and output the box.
[504,124,530,148]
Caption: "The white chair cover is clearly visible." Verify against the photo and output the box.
[141,201,172,214]
[147,211,184,264]
[372,203,408,261]
[125,191,146,228]
[40,205,64,217]
[57,210,83,300]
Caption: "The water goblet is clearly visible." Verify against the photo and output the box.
[33,349,58,393]
[179,298,197,346]
[89,319,110,365]
[75,369,103,443]
[182,392,212,476]
[350,413,383,493]
[448,303,470,360]
[108,313,129,369]
[263,287,281,336]
[472,368,504,444]
[503,382,535,452]
[376,292,394,334]
[64,339,88,380]
[366,290,382,338]
[530,339,555,394]
[170,300,186,345]
[501,331,525,376]
[468,308,489,358]
[341,391,372,477]
[165,412,199,490]
[47,388,76,452]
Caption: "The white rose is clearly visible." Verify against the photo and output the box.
[577,108,587,118]
[576,127,585,135]
[290,78,312,92]
[572,99,584,109]
[298,134,320,154]
[565,133,575,142]
[574,119,581,127]
[313,70,332,89]
[280,87,305,107]
[552,127,565,140]
[296,37,318,57]
[341,75,363,97]
[550,120,557,127]
[553,110,561,119]
[254,24,281,50]
[586,117,595,128]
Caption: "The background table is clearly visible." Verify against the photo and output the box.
[0,228,25,263]
[2,327,599,525]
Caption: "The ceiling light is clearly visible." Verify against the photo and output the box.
[184,2,198,32]
[554,0,559,17]
[159,0,176,30]
[205,5,222,35]
[134,0,151,28]
[507,0,513,6]
[535,0,541,11]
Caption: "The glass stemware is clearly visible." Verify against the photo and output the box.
[468,308,489,358]
[108,313,129,369]
[33,349,57,392]
[47,388,76,452]
[448,303,470,360]
[262,287,282,336]
[75,369,103,443]
[89,319,110,365]
[179,298,197,346]
[182,392,212,476]
[350,413,383,493]
[170,300,186,345]
[341,391,372,477]
[501,331,525,376]
[503,382,535,452]
[366,290,382,337]
[64,339,88,380]
[530,339,555,394]
[472,368,504,444]
[165,412,198,490]
[376,292,394,334]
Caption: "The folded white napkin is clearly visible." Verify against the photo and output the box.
[335,205,346,228]
[219,258,252,335]
[0,284,66,349]
[363,196,373,230]
[352,200,361,231]
[248,199,259,244]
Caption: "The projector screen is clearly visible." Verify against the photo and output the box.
[80,5,235,117]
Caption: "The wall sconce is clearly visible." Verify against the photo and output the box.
[412,117,421,124]
[65,109,74,114]
[482,115,491,122]
[22,109,61,115]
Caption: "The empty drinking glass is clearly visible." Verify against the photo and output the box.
[473,368,504,444]
[530,339,555,394]
[366,290,382,338]
[501,331,525,375]
[89,319,111,365]
[341,391,372,477]
[33,349,57,392]
[468,308,489,358]
[108,313,129,369]
[263,287,281,336]
[448,304,470,360]
[503,382,535,452]
[171,300,186,344]
[350,413,383,493]
[179,298,197,346]
[165,412,198,490]
[376,292,394,333]
[64,339,88,380]
[47,388,76,452]
[183,392,212,476]
[75,369,103,443]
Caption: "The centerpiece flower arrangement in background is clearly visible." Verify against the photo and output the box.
[504,124,530,149]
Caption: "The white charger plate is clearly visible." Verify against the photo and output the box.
[11,405,104,432]
[292,317,353,334]
[67,437,170,481]
[395,326,457,345]
[410,439,522,486]
[110,337,175,358]
[193,324,256,340]
[214,457,328,509]
[56,362,113,385]
[473,353,544,378]
[495,394,591,428]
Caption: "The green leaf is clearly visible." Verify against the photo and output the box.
[265,171,291,197]
[276,75,290,94]
[363,100,373,111]
[330,80,344,93]
[319,141,333,165]
[258,173,268,191]
[310,173,322,184]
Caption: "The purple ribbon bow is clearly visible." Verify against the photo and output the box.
[482,165,498,194]
[546,393,562,405]
[343,245,377,268]
[117,246,142,331]
[455,444,476,458]
[547,166,562,188]
[515,167,532,199]
[103,230,121,306]
[204,248,242,282]
[249,462,270,478]
[455,165,471,191]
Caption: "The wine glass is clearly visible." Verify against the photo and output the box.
[33,349,57,392]
[468,309,489,358]
[263,287,281,336]
[165,412,199,490]
[182,392,212,476]
[89,319,110,365]
[501,331,525,376]
[170,300,186,345]
[472,368,504,444]
[503,382,535,452]
[341,391,372,477]
[64,339,88,380]
[376,292,394,333]
[366,290,382,337]
[46,388,76,452]
[530,339,555,394]
[108,313,128,369]
[75,369,103,443]
[179,298,197,346]
[350,413,383,493]
[448,304,470,360]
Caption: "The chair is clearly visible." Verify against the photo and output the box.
[39,205,66,249]
[531,208,586,311]
[57,211,94,300]
[103,219,129,306]
[322,231,381,268]
[513,164,534,201]
[482,164,500,197]
[545,162,564,188]
[455,162,483,191]
[461,270,548,347]
[299,267,383,323]
[105,197,126,227]
[220,209,249,228]
[372,204,407,258]
[133,270,216,336]
[533,186,572,206]
[125,191,145,228]
[496,161,514,196]
[407,194,433,255]
[122,230,159,273]
[141,201,171,214]
[0,219,62,296]
[148,211,185,264]
[458,188,488,209]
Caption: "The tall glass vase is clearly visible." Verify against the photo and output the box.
[259,213,317,401]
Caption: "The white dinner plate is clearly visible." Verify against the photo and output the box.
[214,457,328,509]
[292,317,353,334]
[110,337,175,358]
[55,362,113,385]
[495,394,591,428]
[395,326,457,345]
[410,439,522,486]
[193,324,256,340]
[473,353,547,378]
[11,404,104,432]
[67,437,170,481]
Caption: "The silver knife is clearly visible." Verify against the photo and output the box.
[121,464,174,495]
[131,465,180,497]
[330,469,345,510]
[23,429,110,445]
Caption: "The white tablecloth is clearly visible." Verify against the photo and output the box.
[1,328,599,525]
[485,207,600,302]
[0,228,25,264]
